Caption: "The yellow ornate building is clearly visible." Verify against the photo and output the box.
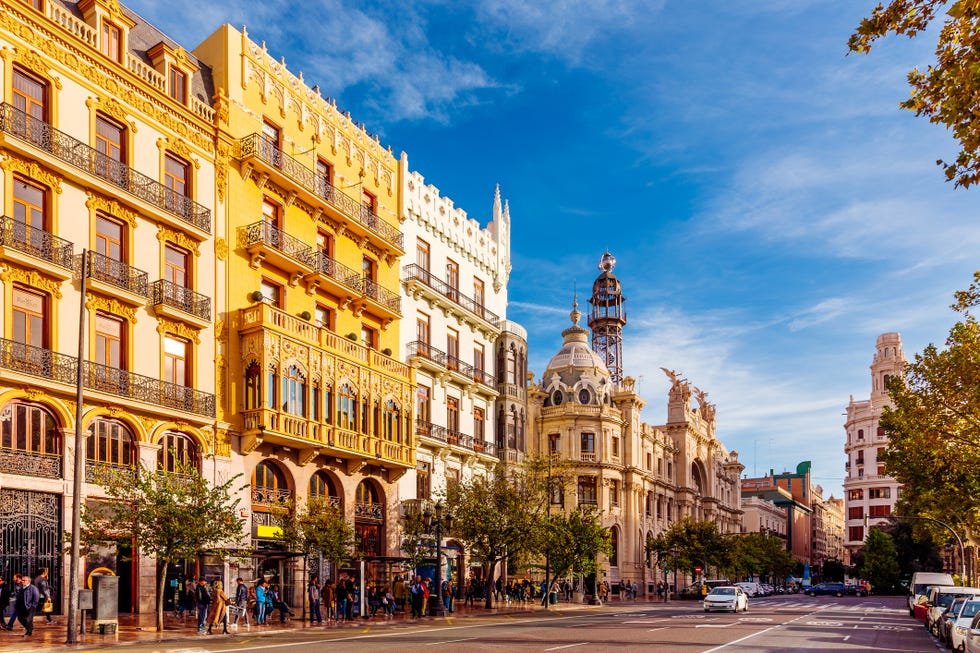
[0,0,220,614]
[194,25,414,589]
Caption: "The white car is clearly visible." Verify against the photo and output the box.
[950,599,980,651]
[703,586,748,613]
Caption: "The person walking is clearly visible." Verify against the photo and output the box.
[254,580,268,625]
[3,574,21,630]
[195,578,212,634]
[0,578,10,629]
[322,579,335,622]
[33,569,53,623]
[14,574,40,637]
[232,578,250,629]
[308,576,322,624]
[335,577,348,623]
[206,580,230,634]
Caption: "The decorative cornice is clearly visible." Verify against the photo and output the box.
[0,263,64,298]
[156,225,201,257]
[0,150,63,193]
[155,318,201,344]
[85,192,139,228]
[0,47,62,89]
[86,294,137,322]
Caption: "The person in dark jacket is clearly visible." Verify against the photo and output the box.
[34,568,52,623]
[3,574,21,630]
[0,578,10,624]
[14,574,40,636]
[195,578,212,634]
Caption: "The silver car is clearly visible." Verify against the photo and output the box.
[703,586,748,613]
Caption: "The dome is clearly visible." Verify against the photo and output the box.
[541,299,613,400]
[544,329,609,374]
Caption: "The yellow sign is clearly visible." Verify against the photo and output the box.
[256,525,282,538]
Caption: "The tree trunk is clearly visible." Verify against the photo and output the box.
[484,559,496,609]
[156,559,167,632]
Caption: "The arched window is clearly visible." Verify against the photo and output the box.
[309,470,340,507]
[609,526,620,567]
[382,399,400,442]
[281,365,306,417]
[356,480,379,505]
[87,418,135,466]
[244,361,261,409]
[252,460,290,506]
[0,401,61,460]
[691,462,704,495]
[338,383,357,430]
[157,432,199,473]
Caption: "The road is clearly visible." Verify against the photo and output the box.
[96,594,939,653]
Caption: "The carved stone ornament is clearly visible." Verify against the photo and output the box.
[86,192,139,228]
[86,294,137,323]
[214,237,228,261]
[156,225,201,256]
[87,96,138,133]
[155,318,201,345]
[0,151,63,194]
[157,137,200,169]
[0,47,62,89]
[0,264,64,299]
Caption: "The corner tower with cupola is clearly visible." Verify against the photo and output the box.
[588,251,627,384]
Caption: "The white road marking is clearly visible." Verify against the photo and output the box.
[544,643,587,651]
[699,624,781,652]
[426,637,476,646]
[647,627,667,632]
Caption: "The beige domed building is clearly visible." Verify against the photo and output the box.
[528,254,743,596]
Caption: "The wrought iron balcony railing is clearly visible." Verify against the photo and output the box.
[362,277,401,313]
[82,250,149,297]
[251,486,294,507]
[0,216,74,269]
[355,501,385,521]
[0,103,211,233]
[0,338,215,417]
[402,265,500,327]
[84,460,137,484]
[416,419,447,443]
[239,133,403,249]
[408,341,494,387]
[151,279,212,321]
[0,448,62,479]
[239,220,317,268]
[313,250,364,293]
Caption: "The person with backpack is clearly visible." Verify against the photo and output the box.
[195,578,212,634]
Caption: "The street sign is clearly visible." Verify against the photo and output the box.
[694,566,703,574]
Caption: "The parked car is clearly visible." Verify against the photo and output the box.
[703,586,748,613]
[938,597,970,647]
[805,582,845,597]
[736,582,760,597]
[845,583,869,597]
[948,599,980,651]
[909,572,955,615]
[926,587,980,637]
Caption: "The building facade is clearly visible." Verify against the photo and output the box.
[0,0,220,614]
[528,254,743,595]
[195,24,414,595]
[843,332,905,555]
[741,464,813,565]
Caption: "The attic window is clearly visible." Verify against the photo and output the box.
[169,66,187,104]
[102,20,122,62]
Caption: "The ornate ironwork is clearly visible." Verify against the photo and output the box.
[0,448,61,479]
[239,133,403,249]
[0,103,211,233]
[415,419,446,443]
[408,341,493,386]
[313,250,364,293]
[251,486,294,507]
[362,277,401,313]
[355,501,385,521]
[82,250,149,297]
[402,265,500,327]
[84,461,137,484]
[0,489,63,613]
[239,220,316,268]
[0,337,78,383]
[151,279,212,321]
[0,216,74,269]
[83,360,216,417]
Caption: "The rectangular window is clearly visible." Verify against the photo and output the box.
[416,238,430,272]
[848,526,864,542]
[11,286,47,347]
[21,0,44,11]
[165,244,190,288]
[848,506,864,519]
[446,467,461,494]
[446,259,459,299]
[646,452,652,470]
[447,328,459,368]
[416,384,431,423]
[164,153,190,209]
[473,407,485,441]
[316,159,332,189]
[164,335,189,386]
[473,277,485,311]
[447,396,459,435]
[869,487,891,499]
[360,324,377,349]
[12,176,46,232]
[314,304,335,330]
[610,479,620,507]
[168,66,187,103]
[262,198,281,234]
[611,435,620,457]
[416,314,430,347]
[548,433,560,453]
[581,432,595,454]
[847,489,863,501]
[362,190,376,215]
[473,343,485,381]
[416,461,431,500]
[95,114,125,163]
[260,278,282,308]
[362,256,377,282]
[316,230,333,257]
[261,120,281,165]
[869,504,891,518]
[577,476,597,505]
[101,21,121,61]
[12,67,47,120]
[95,312,124,369]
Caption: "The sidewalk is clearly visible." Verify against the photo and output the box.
[0,596,633,652]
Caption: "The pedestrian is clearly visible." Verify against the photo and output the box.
[195,578,212,634]
[233,578,250,629]
[206,580,230,634]
[322,578,336,622]
[3,574,21,630]
[255,580,267,625]
[344,576,355,621]
[441,578,455,614]
[179,576,196,619]
[631,580,639,600]
[0,578,10,627]
[14,573,40,637]
[308,575,322,624]
[335,576,349,622]
[33,569,53,623]
[409,577,424,618]
[392,575,406,613]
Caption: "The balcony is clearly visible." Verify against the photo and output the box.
[416,419,447,444]
[81,250,149,304]
[0,338,215,418]
[355,501,385,522]
[84,461,137,484]
[151,279,212,327]
[361,277,401,317]
[0,448,62,479]
[0,104,211,234]
[496,448,523,465]
[251,486,294,508]
[239,220,316,281]
[0,216,74,279]
[407,341,497,392]
[402,265,500,330]
[310,250,365,296]
[238,134,403,253]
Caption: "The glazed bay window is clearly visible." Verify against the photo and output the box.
[281,365,306,417]
[244,361,261,410]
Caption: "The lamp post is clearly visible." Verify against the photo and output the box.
[670,545,679,601]
[892,514,967,585]
[423,501,454,616]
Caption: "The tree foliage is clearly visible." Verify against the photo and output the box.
[646,519,729,582]
[726,533,796,581]
[81,461,247,631]
[879,271,980,546]
[544,506,612,581]
[274,498,356,565]
[859,528,903,592]
[849,1,980,188]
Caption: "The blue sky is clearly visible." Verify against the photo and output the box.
[129,0,979,497]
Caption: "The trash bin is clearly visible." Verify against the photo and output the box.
[549,591,558,605]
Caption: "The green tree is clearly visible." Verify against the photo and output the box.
[848,1,980,188]
[275,498,356,566]
[645,519,730,584]
[399,507,435,573]
[726,533,795,583]
[859,528,902,592]
[879,271,980,546]
[544,506,612,581]
[81,461,247,631]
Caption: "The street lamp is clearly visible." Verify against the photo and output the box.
[670,545,679,602]
[423,501,454,616]
[892,514,967,585]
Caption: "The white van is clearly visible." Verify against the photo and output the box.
[736,582,760,597]
[909,572,955,614]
